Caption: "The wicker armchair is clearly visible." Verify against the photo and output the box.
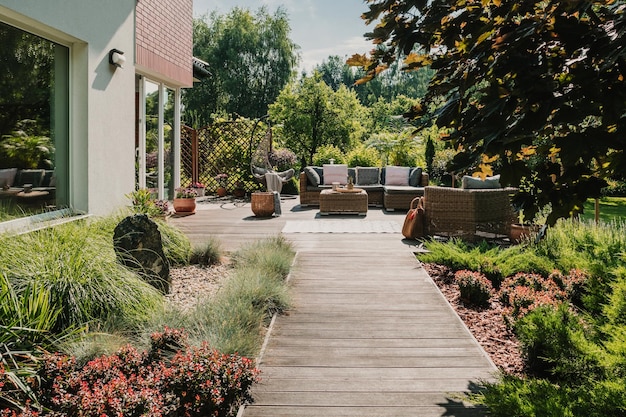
[423,186,516,241]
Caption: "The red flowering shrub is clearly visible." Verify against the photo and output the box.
[455,270,493,308]
[548,268,589,306]
[2,328,259,417]
[500,272,567,324]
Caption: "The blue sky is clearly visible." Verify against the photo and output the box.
[192,0,375,72]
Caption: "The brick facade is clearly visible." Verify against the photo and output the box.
[136,0,193,87]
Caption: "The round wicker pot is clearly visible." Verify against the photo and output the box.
[173,198,196,214]
[251,192,275,217]
[509,223,539,243]
[216,187,227,197]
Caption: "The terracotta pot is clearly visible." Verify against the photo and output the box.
[216,187,227,197]
[509,223,540,243]
[251,192,275,217]
[173,198,196,214]
[233,188,246,198]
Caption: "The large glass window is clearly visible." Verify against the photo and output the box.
[0,21,69,222]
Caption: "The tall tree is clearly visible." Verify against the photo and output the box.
[184,7,299,125]
[269,73,367,166]
[351,0,626,224]
[314,54,434,106]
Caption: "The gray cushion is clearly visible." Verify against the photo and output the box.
[409,167,423,187]
[0,168,18,188]
[462,174,501,189]
[356,167,380,185]
[383,185,425,194]
[304,166,321,187]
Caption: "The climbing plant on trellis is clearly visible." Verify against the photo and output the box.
[181,118,268,193]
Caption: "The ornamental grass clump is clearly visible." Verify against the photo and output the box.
[454,270,493,308]
[189,236,222,267]
[0,219,164,333]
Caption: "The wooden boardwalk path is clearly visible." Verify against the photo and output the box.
[171,197,496,416]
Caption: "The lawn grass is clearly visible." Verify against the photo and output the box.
[581,197,626,223]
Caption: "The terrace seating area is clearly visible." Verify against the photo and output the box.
[299,165,429,210]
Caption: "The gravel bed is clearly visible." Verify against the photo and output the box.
[167,263,231,311]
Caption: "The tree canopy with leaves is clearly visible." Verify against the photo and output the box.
[268,73,368,166]
[184,7,299,125]
[351,0,626,224]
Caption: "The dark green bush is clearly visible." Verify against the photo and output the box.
[455,270,492,308]
[514,304,601,383]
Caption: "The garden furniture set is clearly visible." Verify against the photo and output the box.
[299,164,429,210]
[300,165,517,240]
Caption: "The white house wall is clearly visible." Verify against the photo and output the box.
[0,1,137,215]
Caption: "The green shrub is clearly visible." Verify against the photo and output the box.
[455,270,492,308]
[477,374,626,417]
[312,144,345,166]
[514,304,601,383]
[346,145,381,167]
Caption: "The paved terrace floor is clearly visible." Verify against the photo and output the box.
[170,195,496,417]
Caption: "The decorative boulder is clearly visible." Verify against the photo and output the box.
[113,214,170,294]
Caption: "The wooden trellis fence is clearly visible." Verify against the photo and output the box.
[181,119,269,193]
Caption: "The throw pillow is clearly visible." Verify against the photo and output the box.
[462,174,501,189]
[409,167,423,187]
[323,164,348,185]
[384,166,410,186]
[304,166,321,187]
[356,167,380,185]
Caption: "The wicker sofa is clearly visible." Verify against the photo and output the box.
[423,185,516,241]
[299,165,429,210]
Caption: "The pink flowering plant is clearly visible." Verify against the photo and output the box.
[175,187,198,199]
[3,327,260,417]
[214,173,228,188]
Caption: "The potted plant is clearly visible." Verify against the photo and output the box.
[233,181,246,198]
[510,210,540,242]
[127,188,171,219]
[190,181,205,197]
[214,173,228,197]
[173,186,198,214]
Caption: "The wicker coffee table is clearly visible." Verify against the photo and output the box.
[319,188,368,216]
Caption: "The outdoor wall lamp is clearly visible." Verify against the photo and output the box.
[108,49,126,68]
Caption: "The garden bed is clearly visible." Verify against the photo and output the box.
[424,263,525,376]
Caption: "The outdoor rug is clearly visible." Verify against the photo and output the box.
[282,220,401,234]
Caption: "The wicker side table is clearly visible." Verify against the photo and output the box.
[319,189,368,216]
